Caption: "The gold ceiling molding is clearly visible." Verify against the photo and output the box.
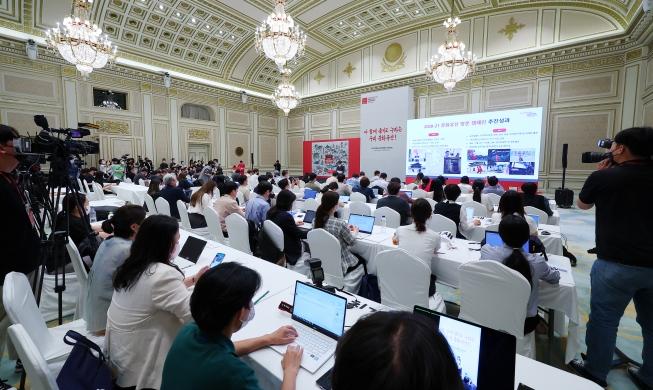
[538,66,554,76]
[314,70,325,85]
[553,55,625,73]
[499,17,526,41]
[343,62,356,78]
[96,120,130,135]
[188,129,211,140]
[626,48,643,61]
[0,54,59,73]
[471,77,484,87]
[483,69,538,84]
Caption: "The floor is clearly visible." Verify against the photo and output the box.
[1,204,644,390]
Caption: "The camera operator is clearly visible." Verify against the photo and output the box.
[569,127,653,389]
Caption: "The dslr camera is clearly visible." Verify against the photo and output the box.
[304,258,335,293]
[581,139,613,163]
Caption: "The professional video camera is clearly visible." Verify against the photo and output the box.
[581,139,613,163]
[13,115,99,159]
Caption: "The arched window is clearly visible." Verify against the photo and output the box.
[181,103,212,121]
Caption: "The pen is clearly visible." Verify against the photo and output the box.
[254,290,269,305]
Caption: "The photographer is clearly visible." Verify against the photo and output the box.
[569,127,653,390]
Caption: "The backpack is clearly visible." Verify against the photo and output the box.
[247,219,259,255]
[253,224,283,264]
[358,274,381,303]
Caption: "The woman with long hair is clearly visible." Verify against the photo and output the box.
[267,190,310,275]
[187,180,217,228]
[491,190,538,235]
[480,215,559,335]
[467,179,494,215]
[107,215,208,390]
[430,179,445,202]
[85,205,146,333]
[147,179,162,201]
[412,172,424,186]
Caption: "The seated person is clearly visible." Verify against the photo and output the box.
[520,182,554,216]
[304,172,321,191]
[466,179,494,215]
[93,170,118,191]
[160,174,191,220]
[108,215,208,390]
[277,178,291,191]
[176,172,192,190]
[82,167,96,184]
[437,175,448,188]
[383,177,412,204]
[420,176,432,191]
[426,178,445,202]
[324,182,345,208]
[336,174,352,195]
[331,311,464,390]
[458,176,473,194]
[325,171,339,184]
[490,190,538,235]
[187,180,218,229]
[480,215,559,335]
[133,167,150,186]
[147,179,162,201]
[213,182,245,237]
[214,174,226,197]
[237,175,251,202]
[377,182,411,225]
[85,205,146,334]
[345,173,360,188]
[370,170,381,183]
[126,166,137,182]
[482,176,505,196]
[267,190,310,276]
[161,263,303,390]
[373,173,389,192]
[432,184,481,239]
[245,182,272,227]
[412,172,424,187]
[252,175,275,203]
[352,176,375,203]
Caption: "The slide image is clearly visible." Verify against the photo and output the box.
[509,162,535,175]
[510,149,536,163]
[407,149,425,173]
[487,149,511,164]
[467,149,487,161]
[443,148,462,174]
[438,316,481,390]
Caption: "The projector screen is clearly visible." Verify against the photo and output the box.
[405,107,543,182]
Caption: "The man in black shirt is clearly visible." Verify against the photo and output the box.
[159,158,169,170]
[160,174,190,219]
[568,127,653,390]
[133,167,150,186]
[376,182,410,225]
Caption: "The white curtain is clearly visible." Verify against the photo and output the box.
[181,104,211,121]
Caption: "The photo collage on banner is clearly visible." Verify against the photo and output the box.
[311,141,349,177]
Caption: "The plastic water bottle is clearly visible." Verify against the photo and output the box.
[89,207,97,223]
[381,215,386,233]
[108,212,114,220]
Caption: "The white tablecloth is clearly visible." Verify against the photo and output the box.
[109,183,148,203]
[466,220,563,256]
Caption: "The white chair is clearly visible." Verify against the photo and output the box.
[349,201,371,217]
[298,180,306,188]
[236,191,245,205]
[461,201,488,217]
[272,186,282,194]
[349,192,367,203]
[130,191,143,207]
[307,229,363,293]
[488,193,502,206]
[65,238,88,321]
[3,272,104,378]
[424,198,436,211]
[8,324,59,390]
[123,177,132,183]
[455,195,468,203]
[225,213,251,254]
[303,198,319,212]
[144,193,158,215]
[155,197,171,217]
[524,206,548,225]
[76,178,85,193]
[262,220,285,266]
[178,200,211,237]
[82,179,91,194]
[139,178,146,186]
[92,182,106,200]
[376,249,446,312]
[405,183,418,190]
[203,207,227,245]
[374,207,401,229]
[318,182,327,189]
[485,223,499,232]
[458,260,534,358]
[412,189,426,199]
[429,214,457,236]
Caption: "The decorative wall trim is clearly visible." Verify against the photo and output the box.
[188,129,211,140]
[96,120,130,135]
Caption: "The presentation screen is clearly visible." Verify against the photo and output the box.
[405,107,543,182]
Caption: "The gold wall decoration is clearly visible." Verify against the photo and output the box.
[538,66,554,76]
[188,129,211,140]
[314,70,325,85]
[96,120,130,135]
[553,55,624,73]
[235,147,244,156]
[343,62,356,78]
[471,77,484,87]
[626,48,642,61]
[483,69,537,84]
[381,43,406,73]
[498,17,526,41]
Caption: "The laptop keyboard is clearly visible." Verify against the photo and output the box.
[293,322,336,360]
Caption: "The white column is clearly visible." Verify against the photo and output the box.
[419,96,428,118]
[279,114,287,168]
[143,94,154,158]
[252,111,259,169]
[170,98,180,160]
[63,80,78,129]
[331,110,338,139]
[219,106,227,165]
[622,64,640,130]
[536,79,551,175]
[470,89,482,114]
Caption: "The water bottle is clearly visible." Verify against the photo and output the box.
[89,207,97,223]
[381,215,386,234]
[108,212,114,220]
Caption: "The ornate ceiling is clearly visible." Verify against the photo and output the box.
[0,0,645,95]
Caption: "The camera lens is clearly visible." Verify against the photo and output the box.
[581,152,611,163]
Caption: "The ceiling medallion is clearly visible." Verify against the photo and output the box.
[381,42,406,73]
[499,17,526,41]
[343,62,357,78]
[425,0,477,93]
[254,0,307,70]
[271,68,301,116]
[45,0,117,79]
[314,70,325,85]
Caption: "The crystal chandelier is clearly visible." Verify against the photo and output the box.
[254,0,307,70]
[99,91,122,110]
[45,0,117,79]
[425,1,476,93]
[271,68,301,116]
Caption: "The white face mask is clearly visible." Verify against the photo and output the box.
[159,184,164,191]
[238,303,255,331]
[85,205,91,214]
[169,242,181,261]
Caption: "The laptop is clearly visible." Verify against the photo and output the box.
[173,236,207,269]
[371,188,379,196]
[270,281,347,373]
[413,305,516,390]
[339,195,350,203]
[527,214,539,226]
[400,189,412,198]
[303,189,318,199]
[485,231,528,252]
[347,213,375,239]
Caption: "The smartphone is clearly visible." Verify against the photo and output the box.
[316,368,333,390]
[210,253,225,268]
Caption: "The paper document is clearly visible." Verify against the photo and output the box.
[363,233,394,243]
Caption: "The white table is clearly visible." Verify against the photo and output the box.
[109,183,149,203]
[466,219,563,256]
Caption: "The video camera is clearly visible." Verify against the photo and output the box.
[13,115,99,158]
[581,138,613,163]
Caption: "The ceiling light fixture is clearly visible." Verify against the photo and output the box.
[45,0,117,79]
[358,22,361,26]
[219,30,223,34]
[176,12,180,16]
[395,8,399,11]
[191,18,196,23]
[206,25,210,29]
[231,35,235,39]
[271,68,300,116]
[254,0,307,70]
[99,90,122,109]
[158,4,163,9]
[425,0,476,93]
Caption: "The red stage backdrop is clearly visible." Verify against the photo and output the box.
[303,138,361,178]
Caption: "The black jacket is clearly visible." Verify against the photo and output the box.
[432,201,465,239]
[160,186,190,218]
[376,195,411,225]
[268,211,308,265]
[352,186,375,203]
[520,194,554,216]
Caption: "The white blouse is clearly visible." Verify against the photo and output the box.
[490,212,538,234]
[395,224,441,264]
[187,193,213,215]
[465,193,495,215]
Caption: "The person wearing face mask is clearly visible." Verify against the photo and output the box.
[187,180,218,229]
[161,262,303,390]
[160,173,191,220]
[107,215,209,390]
[85,205,146,334]
[213,182,245,238]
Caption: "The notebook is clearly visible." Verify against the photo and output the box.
[174,236,207,269]
[527,214,539,226]
[270,281,347,373]
[485,231,528,252]
[303,189,318,199]
[347,213,375,239]
[414,305,516,390]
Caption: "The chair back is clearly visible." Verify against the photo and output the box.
[524,206,548,225]
[177,200,191,230]
[304,198,319,212]
[66,238,88,320]
[349,201,371,217]
[429,214,457,236]
[262,220,284,252]
[424,198,436,211]
[405,183,418,190]
[76,178,85,193]
[3,273,52,353]
[458,260,530,339]
[272,186,282,194]
[225,213,251,254]
[485,223,499,232]
[349,192,367,203]
[82,180,91,194]
[488,193,502,205]
[374,207,401,228]
[8,324,59,390]
[123,177,132,183]
[138,178,145,186]
[236,191,245,205]
[456,195,468,203]
[131,191,143,206]
[461,201,488,217]
[144,194,158,215]
[412,189,426,199]
[92,183,106,200]
[307,229,345,289]
[203,207,226,245]
[298,180,306,188]
[318,182,327,189]
[376,249,431,310]
[155,197,171,216]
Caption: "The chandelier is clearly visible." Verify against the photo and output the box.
[45,0,117,79]
[425,1,476,93]
[271,68,301,116]
[99,91,122,110]
[254,0,307,70]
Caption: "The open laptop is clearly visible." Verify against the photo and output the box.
[371,188,379,196]
[527,214,539,226]
[400,189,412,198]
[347,213,375,239]
[296,210,316,230]
[270,281,347,373]
[414,306,516,390]
[485,231,528,252]
[339,195,350,203]
[303,189,318,199]
[173,236,207,269]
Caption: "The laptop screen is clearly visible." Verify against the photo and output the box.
[303,210,316,224]
[400,190,412,198]
[485,231,529,252]
[292,281,347,339]
[339,195,350,203]
[527,214,539,226]
[371,188,379,196]
[347,214,375,234]
[414,305,516,390]
[303,189,318,199]
[177,236,207,264]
